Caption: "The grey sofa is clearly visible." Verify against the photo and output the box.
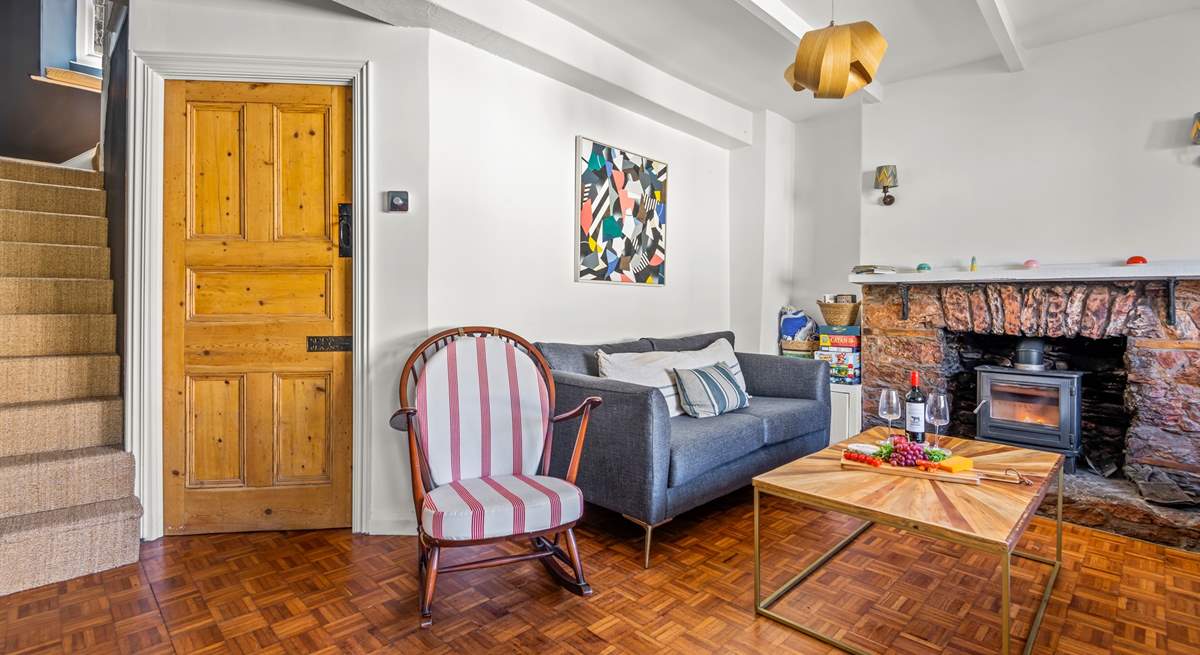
[535,331,830,567]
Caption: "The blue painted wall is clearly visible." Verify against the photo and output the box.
[39,0,76,72]
[0,0,100,162]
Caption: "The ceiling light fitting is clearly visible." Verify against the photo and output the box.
[784,10,887,100]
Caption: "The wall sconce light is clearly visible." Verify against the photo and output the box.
[874,165,898,205]
[1192,112,1200,145]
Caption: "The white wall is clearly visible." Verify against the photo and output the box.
[758,112,797,352]
[860,11,1200,269]
[730,111,797,353]
[131,0,743,535]
[729,116,767,351]
[131,0,432,535]
[426,32,732,344]
[791,104,862,321]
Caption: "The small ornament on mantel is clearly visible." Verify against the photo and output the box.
[1126,255,1149,265]
[1023,259,1040,269]
[916,263,932,272]
[969,256,978,272]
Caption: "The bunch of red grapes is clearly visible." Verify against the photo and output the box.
[888,436,925,467]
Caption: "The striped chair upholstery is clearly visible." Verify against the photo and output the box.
[421,474,583,541]
[415,336,579,541]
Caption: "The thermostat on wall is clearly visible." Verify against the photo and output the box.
[385,191,409,212]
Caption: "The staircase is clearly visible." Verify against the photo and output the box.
[0,156,141,596]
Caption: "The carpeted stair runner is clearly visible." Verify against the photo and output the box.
[0,156,141,596]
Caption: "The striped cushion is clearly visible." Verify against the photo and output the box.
[673,362,750,418]
[421,474,584,541]
[415,336,550,486]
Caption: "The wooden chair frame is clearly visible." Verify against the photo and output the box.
[392,326,602,627]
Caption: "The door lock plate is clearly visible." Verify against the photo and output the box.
[307,336,353,352]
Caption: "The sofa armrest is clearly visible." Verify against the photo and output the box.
[737,352,831,404]
[547,371,672,524]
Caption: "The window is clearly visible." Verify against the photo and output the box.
[75,0,109,70]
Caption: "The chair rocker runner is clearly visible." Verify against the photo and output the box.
[393,327,602,626]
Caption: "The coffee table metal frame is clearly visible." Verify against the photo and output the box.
[753,465,1063,655]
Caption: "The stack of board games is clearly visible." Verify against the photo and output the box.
[816,325,861,384]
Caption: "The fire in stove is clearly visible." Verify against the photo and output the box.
[975,339,1084,472]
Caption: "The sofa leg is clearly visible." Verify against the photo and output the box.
[622,515,672,569]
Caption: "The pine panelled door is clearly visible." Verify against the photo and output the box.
[162,81,353,534]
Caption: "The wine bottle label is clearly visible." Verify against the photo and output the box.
[906,403,925,432]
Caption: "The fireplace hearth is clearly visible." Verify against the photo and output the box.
[859,279,1200,550]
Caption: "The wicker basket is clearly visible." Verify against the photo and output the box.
[780,338,819,352]
[817,301,860,326]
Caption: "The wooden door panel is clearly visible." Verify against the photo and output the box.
[186,375,245,488]
[188,268,331,320]
[164,80,352,534]
[188,104,245,239]
[182,241,334,267]
[274,372,333,485]
[276,107,331,240]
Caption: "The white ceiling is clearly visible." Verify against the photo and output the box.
[530,0,1200,122]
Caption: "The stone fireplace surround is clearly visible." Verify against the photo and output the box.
[859,279,1200,550]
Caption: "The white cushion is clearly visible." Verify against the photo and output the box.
[421,474,584,541]
[597,338,744,417]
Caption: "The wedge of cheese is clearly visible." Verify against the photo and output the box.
[939,456,974,474]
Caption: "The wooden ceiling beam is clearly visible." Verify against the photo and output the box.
[733,0,884,104]
[974,0,1026,72]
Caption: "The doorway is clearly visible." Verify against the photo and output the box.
[161,80,353,534]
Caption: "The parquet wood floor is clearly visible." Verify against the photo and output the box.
[3,488,1198,654]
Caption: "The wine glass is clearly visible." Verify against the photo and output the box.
[928,392,950,448]
[878,389,901,438]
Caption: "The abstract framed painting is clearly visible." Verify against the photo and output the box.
[575,136,667,285]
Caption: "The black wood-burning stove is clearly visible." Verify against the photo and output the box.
[975,339,1084,472]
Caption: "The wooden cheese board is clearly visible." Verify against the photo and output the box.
[839,460,981,485]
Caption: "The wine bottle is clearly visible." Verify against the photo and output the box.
[905,370,926,443]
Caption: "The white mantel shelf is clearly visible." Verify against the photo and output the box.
[849,261,1200,285]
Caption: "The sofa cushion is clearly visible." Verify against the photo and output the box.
[598,339,744,417]
[674,362,749,418]
[668,413,763,486]
[734,396,830,444]
[535,339,651,376]
[645,330,735,353]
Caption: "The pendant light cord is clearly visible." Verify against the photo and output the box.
[830,0,835,26]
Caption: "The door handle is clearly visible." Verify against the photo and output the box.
[337,203,352,257]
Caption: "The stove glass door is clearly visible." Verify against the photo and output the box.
[989,380,1061,429]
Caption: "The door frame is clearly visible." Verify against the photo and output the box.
[126,51,373,541]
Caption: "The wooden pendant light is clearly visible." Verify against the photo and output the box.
[784,21,887,99]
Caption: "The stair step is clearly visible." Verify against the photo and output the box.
[0,209,107,246]
[0,156,102,189]
[0,278,113,314]
[0,398,122,458]
[0,496,141,595]
[0,179,105,216]
[0,354,120,404]
[0,242,110,279]
[0,446,133,519]
[0,314,115,356]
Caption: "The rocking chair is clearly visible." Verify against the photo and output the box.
[392,327,602,626]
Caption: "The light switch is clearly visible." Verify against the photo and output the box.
[385,191,409,212]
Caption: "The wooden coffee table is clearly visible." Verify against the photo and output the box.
[752,426,1063,655]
